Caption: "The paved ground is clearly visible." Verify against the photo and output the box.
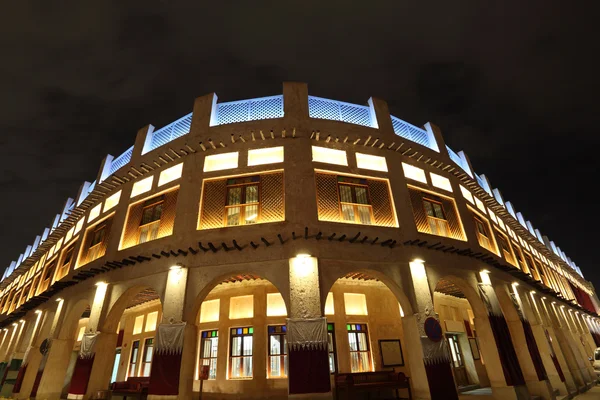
[574,385,600,399]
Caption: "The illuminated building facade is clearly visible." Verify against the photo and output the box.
[0,82,598,399]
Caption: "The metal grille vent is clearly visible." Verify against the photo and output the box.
[216,95,284,125]
[308,96,373,127]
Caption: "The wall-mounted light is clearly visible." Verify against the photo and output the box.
[479,270,491,285]
[34,310,42,315]
[409,259,427,280]
[542,297,546,300]
[55,297,63,302]
[19,319,24,324]
[95,281,108,287]
[290,254,316,279]
[530,290,536,294]
[170,263,183,271]
[512,282,519,287]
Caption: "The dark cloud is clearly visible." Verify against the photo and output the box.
[1,2,599,286]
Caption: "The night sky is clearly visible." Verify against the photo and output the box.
[1,3,598,286]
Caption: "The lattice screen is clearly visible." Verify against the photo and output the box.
[315,172,396,227]
[407,186,465,240]
[308,96,372,127]
[121,188,179,250]
[199,172,284,229]
[216,96,284,125]
[148,113,193,152]
[78,217,113,266]
[109,146,134,175]
[391,115,432,149]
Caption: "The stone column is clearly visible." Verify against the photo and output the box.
[14,309,55,400]
[9,311,44,396]
[287,255,331,399]
[66,282,110,399]
[0,320,27,396]
[148,266,190,400]
[495,284,554,399]
[554,304,594,385]
[406,260,457,400]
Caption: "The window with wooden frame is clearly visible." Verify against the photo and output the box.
[56,245,75,280]
[229,326,253,379]
[422,198,450,237]
[512,244,530,274]
[523,253,541,281]
[347,323,372,372]
[87,222,108,263]
[267,325,287,378]
[200,330,219,380]
[473,215,494,252]
[129,340,140,377]
[38,258,57,293]
[140,337,154,377]
[10,288,23,313]
[495,232,516,266]
[337,177,373,225]
[139,196,164,244]
[225,176,260,226]
[327,323,337,373]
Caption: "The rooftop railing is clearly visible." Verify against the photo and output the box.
[308,96,374,128]
[109,146,134,176]
[391,115,436,151]
[215,95,284,126]
[146,112,193,153]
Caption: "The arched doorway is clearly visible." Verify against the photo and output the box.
[433,277,488,393]
[81,285,163,398]
[192,273,289,400]
[324,271,413,400]
[61,304,91,398]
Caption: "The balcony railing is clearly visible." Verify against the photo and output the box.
[391,115,436,151]
[308,96,374,128]
[146,112,193,153]
[109,146,134,176]
[215,95,284,126]
[427,216,450,237]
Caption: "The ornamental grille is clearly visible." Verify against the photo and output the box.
[216,96,284,126]
[308,96,373,128]
[446,145,469,174]
[199,172,285,230]
[315,172,396,227]
[78,217,113,267]
[121,189,179,250]
[390,115,432,149]
[407,186,465,241]
[109,146,134,176]
[148,112,193,152]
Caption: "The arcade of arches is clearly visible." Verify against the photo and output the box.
[0,258,598,400]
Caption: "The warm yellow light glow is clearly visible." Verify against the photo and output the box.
[475,197,486,213]
[56,297,63,302]
[512,282,519,287]
[65,227,74,243]
[131,176,154,198]
[266,293,287,316]
[430,173,452,192]
[229,295,254,319]
[103,190,121,213]
[77,326,85,342]
[356,152,388,172]
[248,146,284,166]
[290,254,317,279]
[409,260,427,280]
[88,204,101,223]
[311,146,348,166]
[159,163,183,186]
[402,162,427,184]
[530,290,536,294]
[203,152,239,172]
[325,292,335,315]
[170,264,182,271]
[145,311,158,332]
[34,310,42,314]
[74,218,84,234]
[479,270,491,285]
[497,218,506,231]
[398,303,405,317]
[199,299,220,323]
[487,208,498,223]
[95,281,107,287]
[344,293,368,315]
[55,238,63,252]
[460,185,474,204]
[133,315,144,335]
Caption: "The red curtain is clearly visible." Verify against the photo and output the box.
[30,370,43,397]
[570,283,597,314]
[148,352,181,395]
[68,355,95,395]
[488,314,526,386]
[288,348,330,394]
[11,363,27,393]
[521,319,547,381]
[424,360,458,400]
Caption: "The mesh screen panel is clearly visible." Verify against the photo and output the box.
[315,173,341,222]
[199,179,227,230]
[260,172,285,223]
[391,115,432,149]
[148,113,193,152]
[109,146,133,176]
[157,189,179,239]
[308,96,372,127]
[367,180,396,227]
[216,96,284,125]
